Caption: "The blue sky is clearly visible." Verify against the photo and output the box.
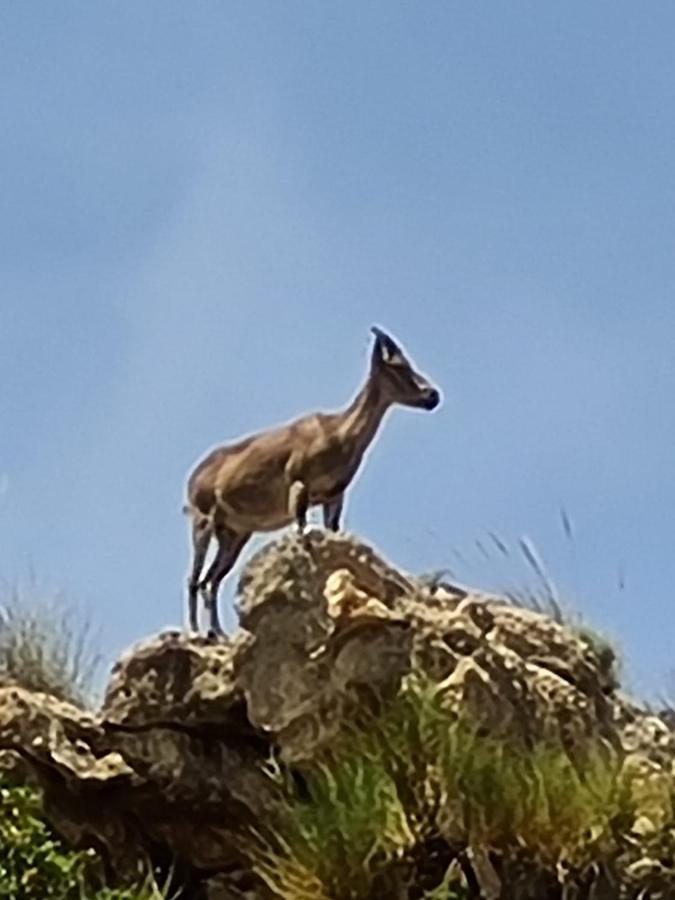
[1,3,674,697]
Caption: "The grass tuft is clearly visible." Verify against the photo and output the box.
[0,575,101,707]
[247,673,637,898]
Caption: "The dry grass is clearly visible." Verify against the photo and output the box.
[0,575,101,707]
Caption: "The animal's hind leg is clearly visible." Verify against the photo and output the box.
[187,516,211,632]
[206,530,250,636]
[197,524,227,591]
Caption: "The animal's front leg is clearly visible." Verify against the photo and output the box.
[187,515,212,633]
[323,494,344,532]
[288,480,309,534]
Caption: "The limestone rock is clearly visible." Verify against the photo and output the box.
[0,530,670,896]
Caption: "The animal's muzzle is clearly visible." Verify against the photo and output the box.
[421,388,441,410]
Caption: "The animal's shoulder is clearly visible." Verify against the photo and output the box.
[288,411,335,439]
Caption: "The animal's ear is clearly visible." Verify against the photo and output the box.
[371,326,402,364]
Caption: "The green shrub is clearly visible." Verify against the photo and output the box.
[0,776,171,900]
[0,777,90,899]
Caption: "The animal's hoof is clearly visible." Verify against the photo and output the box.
[206,628,224,641]
[297,527,315,547]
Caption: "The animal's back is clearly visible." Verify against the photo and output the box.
[186,413,327,518]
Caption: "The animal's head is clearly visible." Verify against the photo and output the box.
[370,326,441,411]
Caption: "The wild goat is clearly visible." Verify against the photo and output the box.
[184,327,441,634]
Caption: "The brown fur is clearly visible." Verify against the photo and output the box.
[184,327,440,634]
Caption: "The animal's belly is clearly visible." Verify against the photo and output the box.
[214,450,356,532]
[307,471,352,503]
[217,476,294,532]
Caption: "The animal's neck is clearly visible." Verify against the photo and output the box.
[337,373,390,451]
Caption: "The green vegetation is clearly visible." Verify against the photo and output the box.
[0,776,171,900]
[248,673,672,899]
[0,777,89,899]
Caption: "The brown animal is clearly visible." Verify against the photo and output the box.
[184,327,441,634]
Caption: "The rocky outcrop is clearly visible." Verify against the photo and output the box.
[0,530,672,898]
